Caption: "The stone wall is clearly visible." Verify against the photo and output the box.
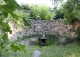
[8,21,23,41]
[8,19,80,40]
[23,19,80,37]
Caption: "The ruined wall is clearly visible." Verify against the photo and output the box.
[8,19,80,40]
[23,19,80,37]
[8,21,23,41]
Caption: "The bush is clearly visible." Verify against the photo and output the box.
[30,5,54,20]
[46,34,55,45]
[54,12,64,19]
[60,0,80,23]
[76,27,80,43]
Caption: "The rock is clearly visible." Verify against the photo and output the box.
[58,37,77,44]
[59,38,66,44]
[34,50,41,57]
[8,19,79,40]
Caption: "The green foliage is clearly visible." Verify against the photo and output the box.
[2,43,80,57]
[20,12,31,26]
[21,4,30,12]
[60,0,80,23]
[0,0,20,18]
[2,33,8,41]
[76,27,80,43]
[30,5,54,20]
[50,0,63,9]
[46,34,55,45]
[10,43,26,53]
[19,4,55,22]
[54,11,64,19]
[15,9,31,26]
[11,4,32,26]
[1,22,12,33]
[0,0,26,57]
[52,0,80,23]
[62,18,69,24]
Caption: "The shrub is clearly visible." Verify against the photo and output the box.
[46,34,55,45]
[76,27,80,43]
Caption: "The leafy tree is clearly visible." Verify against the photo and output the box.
[20,4,55,20]
[15,9,31,26]
[21,4,30,12]
[61,0,80,23]
[52,0,80,23]
[0,0,26,57]
[50,0,66,20]
[50,0,63,9]
[30,4,54,20]
[39,5,54,20]
[14,4,31,26]
[16,10,31,26]
[54,11,64,19]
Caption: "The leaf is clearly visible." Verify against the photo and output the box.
[19,44,27,53]
[3,0,19,9]
[23,19,31,26]
[1,22,12,34]
[0,18,3,24]
[10,43,21,52]
[2,11,8,18]
[2,33,8,41]
[10,42,26,53]
[0,42,3,48]
[10,12,18,20]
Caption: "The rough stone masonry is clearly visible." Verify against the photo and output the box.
[8,19,80,40]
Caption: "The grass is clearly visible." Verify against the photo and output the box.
[1,43,80,57]
[40,44,80,57]
[1,34,80,57]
